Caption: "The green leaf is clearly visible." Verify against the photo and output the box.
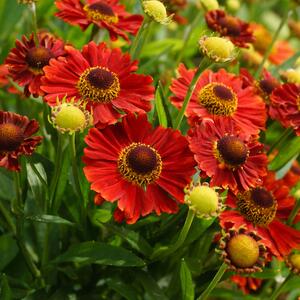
[107,278,139,300]
[0,236,18,272]
[25,214,75,226]
[137,270,168,300]
[0,274,12,300]
[180,259,194,300]
[52,241,145,267]
[269,136,300,171]
[107,224,153,257]
[210,288,259,300]
[90,209,112,225]
[155,84,168,128]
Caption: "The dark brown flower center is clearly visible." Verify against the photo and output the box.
[219,16,241,36]
[213,85,234,101]
[87,68,115,90]
[217,136,248,167]
[0,123,24,152]
[237,188,277,226]
[198,83,238,116]
[127,145,158,174]
[118,143,162,186]
[26,47,52,70]
[84,2,118,23]
[88,2,115,16]
[259,79,278,95]
[77,67,120,103]
[291,165,300,175]
[251,187,274,208]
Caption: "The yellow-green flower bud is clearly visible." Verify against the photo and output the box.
[281,68,300,84]
[200,0,219,11]
[286,252,300,274]
[199,36,237,63]
[226,0,240,12]
[143,0,173,24]
[50,97,92,134]
[185,182,223,218]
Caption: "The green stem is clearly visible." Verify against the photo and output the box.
[288,197,300,225]
[197,262,227,300]
[269,273,293,300]
[267,127,293,155]
[13,172,42,280]
[0,201,16,234]
[29,2,39,44]
[173,58,211,130]
[50,133,64,213]
[151,209,195,260]
[129,17,152,60]
[254,11,290,79]
[175,12,203,67]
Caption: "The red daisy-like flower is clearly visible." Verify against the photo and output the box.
[188,119,267,191]
[83,113,196,224]
[0,111,42,171]
[269,83,300,135]
[220,172,300,258]
[205,9,254,48]
[41,41,154,128]
[0,65,21,96]
[240,68,280,106]
[55,0,143,42]
[170,65,266,135]
[282,160,300,188]
[268,41,294,65]
[5,33,66,98]
[231,275,262,295]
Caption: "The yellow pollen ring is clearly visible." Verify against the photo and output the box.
[77,67,120,104]
[83,4,118,23]
[198,82,238,116]
[118,142,162,187]
[237,189,277,226]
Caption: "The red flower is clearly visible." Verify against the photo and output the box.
[188,119,267,191]
[268,41,294,65]
[0,65,22,96]
[205,10,254,48]
[269,83,300,135]
[5,33,66,98]
[220,172,300,258]
[231,275,262,294]
[42,41,154,128]
[55,0,143,42]
[282,160,300,188]
[170,65,266,135]
[83,113,196,224]
[0,111,42,171]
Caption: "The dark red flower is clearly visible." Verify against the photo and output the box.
[205,10,254,48]
[220,172,300,258]
[55,0,143,42]
[5,33,66,98]
[83,113,196,224]
[0,65,22,96]
[188,119,267,191]
[42,41,154,128]
[282,160,300,188]
[0,111,42,171]
[170,65,266,135]
[270,83,300,135]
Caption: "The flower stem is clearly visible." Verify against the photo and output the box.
[197,262,227,300]
[0,201,16,234]
[269,273,293,300]
[175,12,203,67]
[151,209,195,260]
[130,16,152,60]
[29,2,39,44]
[173,57,211,130]
[254,11,290,79]
[267,127,293,155]
[288,196,300,225]
[50,133,64,213]
[13,172,42,281]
